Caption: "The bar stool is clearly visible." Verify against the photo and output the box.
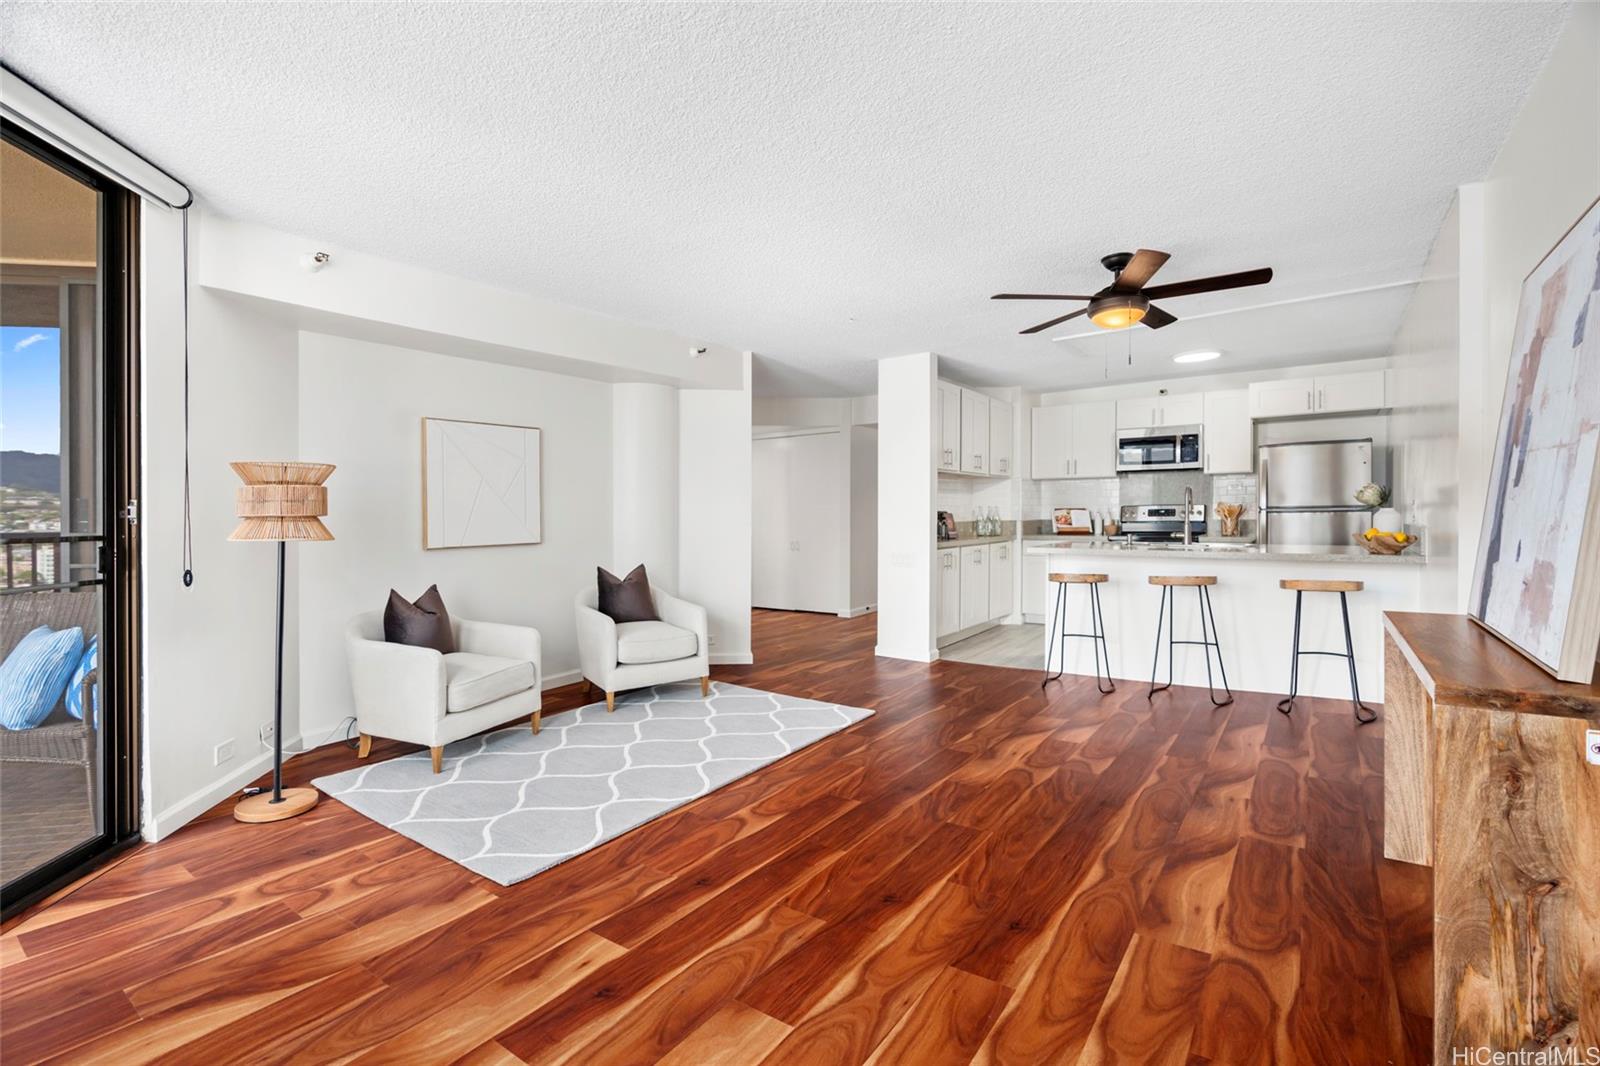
[1042,573,1114,694]
[1147,575,1232,707]
[1276,579,1377,724]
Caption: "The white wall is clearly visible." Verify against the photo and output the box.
[1388,197,1463,612]
[849,425,878,615]
[679,361,754,664]
[875,353,937,661]
[1458,2,1600,609]
[613,383,679,591]
[294,332,612,742]
[141,207,304,840]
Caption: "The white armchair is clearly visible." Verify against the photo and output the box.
[574,585,709,711]
[345,612,542,772]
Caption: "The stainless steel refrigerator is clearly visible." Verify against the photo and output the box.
[1257,439,1374,546]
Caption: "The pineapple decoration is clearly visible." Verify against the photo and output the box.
[1355,483,1409,549]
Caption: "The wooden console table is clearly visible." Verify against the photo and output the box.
[1383,612,1600,1058]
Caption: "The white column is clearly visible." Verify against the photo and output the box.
[612,382,679,591]
[875,352,938,661]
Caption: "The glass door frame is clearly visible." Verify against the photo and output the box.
[2,120,143,918]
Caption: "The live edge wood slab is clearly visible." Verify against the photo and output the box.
[1382,611,1600,1060]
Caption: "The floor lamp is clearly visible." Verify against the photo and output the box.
[229,460,335,823]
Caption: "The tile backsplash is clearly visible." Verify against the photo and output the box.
[1022,473,1259,522]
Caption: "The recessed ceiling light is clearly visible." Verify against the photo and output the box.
[1173,350,1222,364]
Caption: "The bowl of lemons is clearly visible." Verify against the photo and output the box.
[1353,527,1413,555]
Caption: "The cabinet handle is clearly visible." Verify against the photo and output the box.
[1318,388,1325,410]
[1305,391,1312,411]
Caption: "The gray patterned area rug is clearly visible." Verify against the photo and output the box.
[312,681,873,885]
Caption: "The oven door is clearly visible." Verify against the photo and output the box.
[1117,432,1180,471]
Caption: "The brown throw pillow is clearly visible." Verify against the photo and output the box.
[384,584,456,653]
[597,564,658,623]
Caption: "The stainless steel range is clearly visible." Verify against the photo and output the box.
[1119,503,1207,542]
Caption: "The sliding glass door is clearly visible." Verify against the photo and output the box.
[1,123,141,914]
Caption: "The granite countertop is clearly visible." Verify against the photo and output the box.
[934,534,1015,549]
[1023,538,1424,565]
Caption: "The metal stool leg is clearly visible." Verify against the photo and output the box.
[1198,584,1233,707]
[1148,585,1173,700]
[1090,581,1115,694]
[1041,580,1066,688]
[1339,591,1378,725]
[1276,590,1302,716]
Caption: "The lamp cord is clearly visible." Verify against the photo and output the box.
[180,206,193,588]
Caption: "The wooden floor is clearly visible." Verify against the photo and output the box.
[0,609,1432,1065]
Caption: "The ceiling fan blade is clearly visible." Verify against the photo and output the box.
[1141,304,1177,329]
[1142,267,1273,300]
[1020,308,1088,334]
[1114,249,1170,291]
[992,293,1094,301]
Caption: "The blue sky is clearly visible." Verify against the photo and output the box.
[1,325,62,455]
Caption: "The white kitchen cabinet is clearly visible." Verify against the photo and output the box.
[1022,551,1048,619]
[1159,392,1204,426]
[1032,402,1114,479]
[1203,389,1253,474]
[1314,369,1386,414]
[989,542,1014,619]
[936,380,961,472]
[989,397,1014,476]
[1250,370,1388,420]
[1031,404,1072,479]
[1116,397,1160,430]
[1070,401,1117,478]
[1116,393,1203,430]
[960,389,990,474]
[937,548,961,637]
[1249,379,1316,419]
[959,545,989,630]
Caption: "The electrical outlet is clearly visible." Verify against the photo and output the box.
[213,739,235,766]
[1587,729,1600,766]
[259,722,275,749]
[708,634,717,646]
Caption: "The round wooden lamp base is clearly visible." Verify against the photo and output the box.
[233,786,318,823]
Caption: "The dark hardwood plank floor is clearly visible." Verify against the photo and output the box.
[0,609,1432,1064]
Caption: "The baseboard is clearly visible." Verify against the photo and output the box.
[542,667,582,690]
[711,651,753,665]
[873,643,937,663]
[142,733,303,843]
[838,604,877,619]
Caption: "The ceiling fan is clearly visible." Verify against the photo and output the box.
[993,250,1273,335]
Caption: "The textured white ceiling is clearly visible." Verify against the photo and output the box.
[0,2,1568,395]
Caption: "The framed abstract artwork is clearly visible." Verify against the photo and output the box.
[421,417,542,549]
[1470,194,1600,682]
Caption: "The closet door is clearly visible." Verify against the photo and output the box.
[752,433,842,614]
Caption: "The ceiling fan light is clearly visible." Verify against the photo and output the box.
[1088,293,1148,330]
[1173,349,1222,364]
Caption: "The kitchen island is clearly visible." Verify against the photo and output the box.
[1024,537,1423,701]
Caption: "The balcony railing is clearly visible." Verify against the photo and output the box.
[1,533,104,595]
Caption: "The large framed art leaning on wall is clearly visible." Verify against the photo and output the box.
[1470,194,1600,682]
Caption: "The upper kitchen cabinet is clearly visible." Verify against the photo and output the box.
[1031,401,1115,479]
[936,380,961,472]
[1249,369,1387,419]
[959,388,990,474]
[1203,389,1253,473]
[989,397,1014,476]
[1115,391,1204,429]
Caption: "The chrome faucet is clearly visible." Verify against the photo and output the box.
[1183,486,1195,545]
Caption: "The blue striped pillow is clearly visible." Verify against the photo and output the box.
[0,626,85,730]
[66,636,99,725]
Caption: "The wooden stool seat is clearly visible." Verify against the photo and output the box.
[1280,578,1363,593]
[1149,575,1216,587]
[1049,572,1108,584]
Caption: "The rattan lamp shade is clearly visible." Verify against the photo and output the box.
[228,461,335,542]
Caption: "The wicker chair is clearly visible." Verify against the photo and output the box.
[0,588,99,769]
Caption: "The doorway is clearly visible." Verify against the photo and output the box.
[1,124,142,915]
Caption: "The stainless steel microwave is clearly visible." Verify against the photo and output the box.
[1116,425,1203,472]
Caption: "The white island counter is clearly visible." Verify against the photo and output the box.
[1024,538,1423,702]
